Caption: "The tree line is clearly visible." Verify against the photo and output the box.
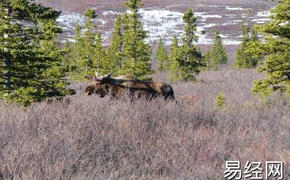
[0,0,289,105]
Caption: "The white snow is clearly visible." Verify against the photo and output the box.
[97,19,107,25]
[222,39,241,45]
[225,6,244,11]
[219,34,228,38]
[201,14,222,18]
[222,21,238,25]
[200,23,217,28]
[56,12,86,30]
[138,8,184,45]
[103,11,120,16]
[233,20,243,23]
[252,18,270,24]
[57,8,244,46]
[257,11,271,17]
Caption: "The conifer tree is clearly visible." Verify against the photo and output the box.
[168,35,182,81]
[69,9,108,79]
[248,0,290,96]
[0,0,71,105]
[233,23,260,69]
[156,38,169,72]
[170,8,204,81]
[233,23,250,69]
[108,15,123,75]
[206,31,228,69]
[119,0,152,80]
[94,32,110,74]
[214,91,226,109]
[61,40,72,72]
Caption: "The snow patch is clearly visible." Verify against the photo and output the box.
[222,39,241,45]
[225,6,244,11]
[201,14,222,18]
[257,11,270,17]
[103,11,120,16]
[56,12,86,30]
[252,18,270,24]
[222,21,238,25]
[202,23,216,28]
[97,19,107,25]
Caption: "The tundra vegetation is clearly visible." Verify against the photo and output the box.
[0,0,289,179]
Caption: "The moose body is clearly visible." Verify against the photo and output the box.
[85,73,175,100]
[85,82,160,100]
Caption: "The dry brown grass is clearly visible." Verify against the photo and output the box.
[0,69,289,180]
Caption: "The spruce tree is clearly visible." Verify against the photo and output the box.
[108,15,123,75]
[171,8,204,81]
[94,32,110,74]
[206,31,228,70]
[233,23,260,69]
[168,35,182,81]
[69,9,109,79]
[156,38,169,72]
[233,23,250,69]
[120,0,152,80]
[248,0,290,96]
[0,0,71,105]
[211,31,228,65]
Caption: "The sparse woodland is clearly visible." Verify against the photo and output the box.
[0,0,289,179]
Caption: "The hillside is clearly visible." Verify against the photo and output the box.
[38,0,274,64]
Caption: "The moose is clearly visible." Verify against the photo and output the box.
[84,72,175,100]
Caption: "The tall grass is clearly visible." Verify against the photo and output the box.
[0,69,289,180]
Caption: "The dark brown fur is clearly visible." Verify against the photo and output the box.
[85,75,175,100]
[85,82,160,100]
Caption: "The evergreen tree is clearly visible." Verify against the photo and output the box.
[61,40,72,72]
[94,32,110,74]
[233,23,250,69]
[206,31,228,69]
[108,15,123,75]
[0,0,71,105]
[233,23,260,69]
[69,9,108,79]
[168,35,182,81]
[248,0,290,97]
[156,38,169,72]
[170,8,204,81]
[214,91,226,109]
[119,0,152,80]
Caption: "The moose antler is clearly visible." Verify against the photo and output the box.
[95,71,100,78]
[94,72,112,81]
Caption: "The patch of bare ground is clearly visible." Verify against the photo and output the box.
[1,69,289,179]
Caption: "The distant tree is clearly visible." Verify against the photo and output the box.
[119,0,152,80]
[168,35,182,81]
[69,9,109,79]
[205,31,228,70]
[108,15,123,75]
[233,23,250,69]
[233,22,260,69]
[61,40,72,72]
[248,0,290,97]
[169,8,204,81]
[156,38,169,72]
[0,0,71,105]
[94,33,110,74]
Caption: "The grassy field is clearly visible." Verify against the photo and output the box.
[0,69,289,179]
